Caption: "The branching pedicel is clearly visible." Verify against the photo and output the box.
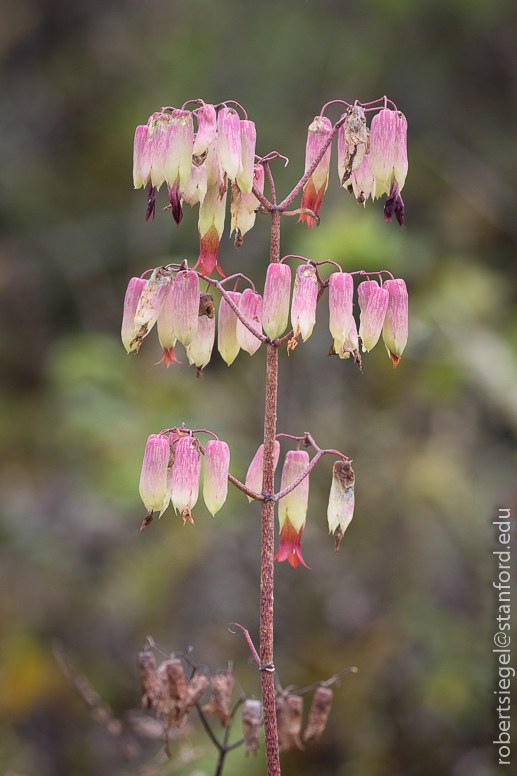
[127,96,409,776]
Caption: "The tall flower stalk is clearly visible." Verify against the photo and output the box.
[129,96,409,776]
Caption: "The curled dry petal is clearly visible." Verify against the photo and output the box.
[203,440,230,516]
[303,687,333,744]
[262,263,291,341]
[236,288,263,355]
[122,277,146,353]
[327,460,355,552]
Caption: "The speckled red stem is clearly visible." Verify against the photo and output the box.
[260,208,281,776]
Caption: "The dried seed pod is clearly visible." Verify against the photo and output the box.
[137,651,159,710]
[174,672,210,728]
[242,699,262,755]
[202,670,234,727]
[303,687,333,745]
[276,694,304,751]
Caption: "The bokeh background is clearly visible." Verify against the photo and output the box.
[1,1,516,774]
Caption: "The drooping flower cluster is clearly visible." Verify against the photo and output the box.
[139,429,230,525]
[300,100,408,228]
[122,260,408,373]
[133,102,264,275]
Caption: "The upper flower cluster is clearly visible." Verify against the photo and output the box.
[133,101,263,275]
[300,100,408,228]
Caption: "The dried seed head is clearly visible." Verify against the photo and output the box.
[262,263,291,341]
[337,106,368,186]
[137,651,159,710]
[217,290,241,366]
[177,673,210,726]
[303,687,333,745]
[327,460,355,552]
[291,264,318,342]
[242,699,262,754]
[276,694,304,752]
[203,440,230,516]
[202,670,234,727]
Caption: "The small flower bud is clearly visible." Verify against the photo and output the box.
[217,107,242,181]
[262,263,291,341]
[139,434,170,514]
[170,435,201,522]
[202,670,234,727]
[242,699,262,755]
[193,103,217,156]
[186,293,216,375]
[276,695,304,752]
[291,264,318,342]
[236,288,263,355]
[245,441,280,501]
[203,440,230,516]
[121,277,147,353]
[303,687,333,745]
[357,280,389,352]
[327,460,355,552]
[164,109,194,189]
[299,116,333,228]
[328,271,354,352]
[172,269,200,347]
[275,450,310,568]
[217,290,241,366]
[241,164,265,214]
[369,108,397,194]
[236,120,257,195]
[382,278,408,367]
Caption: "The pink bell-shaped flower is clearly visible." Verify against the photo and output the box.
[149,113,172,191]
[217,290,241,366]
[245,441,280,501]
[299,116,332,228]
[133,124,150,189]
[171,435,202,523]
[164,109,195,225]
[139,434,170,515]
[383,112,408,228]
[357,279,389,352]
[121,277,147,353]
[186,294,216,375]
[203,440,230,516]
[172,269,200,347]
[382,278,408,367]
[196,182,228,277]
[217,107,242,181]
[241,164,265,214]
[156,287,180,368]
[291,264,319,342]
[337,317,359,360]
[132,268,171,352]
[262,263,292,341]
[328,271,354,352]
[236,288,263,356]
[236,120,256,195]
[327,460,355,552]
[369,108,397,195]
[193,104,217,157]
[230,183,257,247]
[180,163,208,208]
[275,450,310,569]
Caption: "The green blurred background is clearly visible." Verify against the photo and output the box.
[1,0,516,774]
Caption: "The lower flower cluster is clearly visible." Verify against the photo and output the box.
[122,260,409,374]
